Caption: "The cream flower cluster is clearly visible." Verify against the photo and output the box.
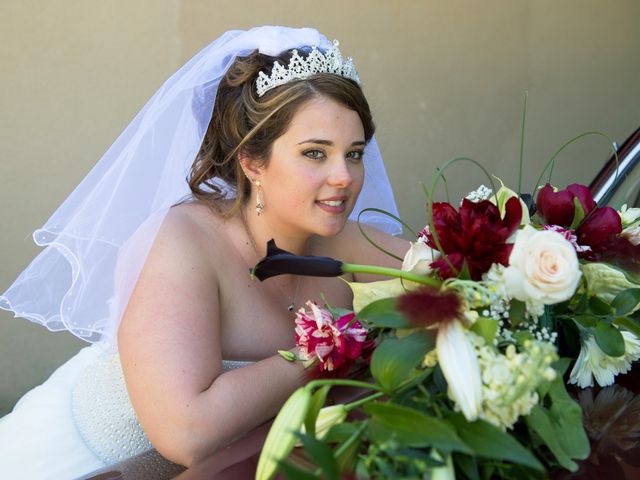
[469,335,558,430]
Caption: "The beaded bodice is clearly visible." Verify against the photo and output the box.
[71,352,253,466]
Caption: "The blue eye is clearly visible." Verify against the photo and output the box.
[347,150,365,162]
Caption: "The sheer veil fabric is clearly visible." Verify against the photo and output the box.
[0,26,401,350]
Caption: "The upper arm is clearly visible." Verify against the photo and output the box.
[117,209,222,449]
[339,221,410,282]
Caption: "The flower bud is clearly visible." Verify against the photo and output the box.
[300,404,348,440]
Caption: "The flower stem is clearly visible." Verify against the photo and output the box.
[344,392,384,411]
[306,378,384,392]
[341,263,441,287]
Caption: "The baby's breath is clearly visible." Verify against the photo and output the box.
[465,184,493,203]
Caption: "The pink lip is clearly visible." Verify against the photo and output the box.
[315,196,348,214]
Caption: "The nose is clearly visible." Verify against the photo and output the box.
[327,157,354,188]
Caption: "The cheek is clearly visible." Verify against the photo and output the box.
[279,178,310,208]
[353,166,365,194]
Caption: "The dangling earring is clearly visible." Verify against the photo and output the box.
[255,180,265,216]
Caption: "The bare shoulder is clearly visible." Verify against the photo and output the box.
[160,202,227,250]
[322,221,410,269]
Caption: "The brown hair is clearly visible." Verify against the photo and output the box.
[188,47,375,216]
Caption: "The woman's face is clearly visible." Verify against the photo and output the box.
[257,95,366,239]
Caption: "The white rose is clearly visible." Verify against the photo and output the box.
[503,226,581,305]
[401,240,435,275]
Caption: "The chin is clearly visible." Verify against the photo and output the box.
[315,219,348,238]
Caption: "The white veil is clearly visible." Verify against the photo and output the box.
[0,26,401,348]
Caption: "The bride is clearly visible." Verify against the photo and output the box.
[0,26,407,479]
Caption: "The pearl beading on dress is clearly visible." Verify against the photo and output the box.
[71,352,253,467]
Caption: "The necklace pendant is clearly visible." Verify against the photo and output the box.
[287,303,295,312]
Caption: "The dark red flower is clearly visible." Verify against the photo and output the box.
[536,183,597,227]
[536,183,622,255]
[593,236,640,273]
[425,197,522,280]
[396,286,463,328]
[577,207,622,252]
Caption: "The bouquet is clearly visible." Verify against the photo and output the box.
[252,132,640,479]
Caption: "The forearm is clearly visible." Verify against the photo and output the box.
[160,351,307,466]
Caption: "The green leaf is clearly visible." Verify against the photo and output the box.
[594,321,625,357]
[256,387,312,480]
[384,448,445,467]
[356,297,411,328]
[458,259,472,280]
[304,385,330,437]
[573,314,597,328]
[570,197,586,229]
[526,406,578,471]
[553,357,572,376]
[365,403,472,454]
[470,317,498,344]
[509,300,526,328]
[575,291,589,314]
[278,461,317,480]
[613,315,640,338]
[588,296,612,315]
[612,288,640,315]
[323,422,359,444]
[446,413,544,471]
[334,423,365,472]
[453,453,480,480]
[297,433,339,480]
[370,332,434,393]
[525,377,589,471]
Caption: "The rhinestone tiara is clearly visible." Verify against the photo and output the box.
[255,40,360,97]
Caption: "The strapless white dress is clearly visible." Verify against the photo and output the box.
[0,342,252,480]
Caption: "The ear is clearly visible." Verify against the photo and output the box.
[238,151,263,181]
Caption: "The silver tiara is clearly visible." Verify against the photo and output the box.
[255,40,360,97]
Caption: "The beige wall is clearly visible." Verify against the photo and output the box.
[1,0,639,414]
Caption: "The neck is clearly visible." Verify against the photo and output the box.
[241,204,311,258]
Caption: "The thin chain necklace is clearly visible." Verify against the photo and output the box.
[240,208,302,312]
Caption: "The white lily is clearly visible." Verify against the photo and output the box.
[569,332,640,388]
[402,240,436,275]
[437,319,483,421]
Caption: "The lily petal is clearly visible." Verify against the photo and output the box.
[437,320,482,421]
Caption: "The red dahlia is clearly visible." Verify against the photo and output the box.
[425,197,522,280]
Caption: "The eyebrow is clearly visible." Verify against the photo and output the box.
[297,139,366,147]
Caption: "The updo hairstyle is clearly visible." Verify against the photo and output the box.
[188,47,375,216]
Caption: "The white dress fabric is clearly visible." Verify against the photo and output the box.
[0,345,106,480]
[0,343,252,480]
